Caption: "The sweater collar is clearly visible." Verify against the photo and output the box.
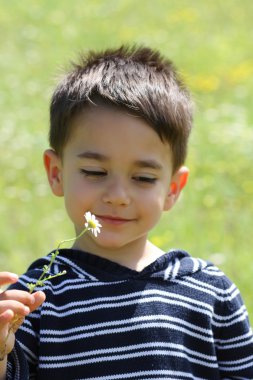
[29,248,211,282]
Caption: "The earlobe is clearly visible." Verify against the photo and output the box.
[164,166,189,211]
[43,149,64,197]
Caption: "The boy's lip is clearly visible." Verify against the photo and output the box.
[96,215,134,225]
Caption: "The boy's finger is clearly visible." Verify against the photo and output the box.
[1,289,35,306]
[0,310,16,357]
[0,272,18,287]
[30,291,46,312]
[0,310,14,341]
[0,290,45,315]
[0,309,14,328]
[0,312,9,345]
[0,300,30,317]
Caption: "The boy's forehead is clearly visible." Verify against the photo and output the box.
[70,106,164,147]
[66,106,173,165]
[74,105,143,126]
[70,105,164,145]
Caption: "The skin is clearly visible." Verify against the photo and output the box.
[0,107,188,378]
[44,107,189,271]
[0,272,45,379]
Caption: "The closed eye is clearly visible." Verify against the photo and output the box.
[80,169,106,177]
[133,176,157,184]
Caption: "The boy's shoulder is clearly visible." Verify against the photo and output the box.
[12,248,235,299]
[157,250,244,315]
[159,249,235,294]
[8,249,96,293]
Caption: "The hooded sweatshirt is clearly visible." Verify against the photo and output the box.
[7,249,253,379]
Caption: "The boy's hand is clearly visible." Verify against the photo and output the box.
[0,272,46,359]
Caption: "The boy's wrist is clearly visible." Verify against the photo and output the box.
[0,342,7,361]
[0,346,7,361]
[0,355,7,380]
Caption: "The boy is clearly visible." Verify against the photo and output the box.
[0,46,253,379]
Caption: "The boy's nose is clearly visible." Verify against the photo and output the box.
[102,177,131,206]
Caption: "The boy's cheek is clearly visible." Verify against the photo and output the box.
[163,196,175,211]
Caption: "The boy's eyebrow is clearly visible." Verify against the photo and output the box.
[77,151,107,161]
[77,151,163,170]
[134,159,163,170]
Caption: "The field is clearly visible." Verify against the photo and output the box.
[0,0,252,320]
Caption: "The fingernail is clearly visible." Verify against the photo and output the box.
[24,306,30,314]
[10,273,19,280]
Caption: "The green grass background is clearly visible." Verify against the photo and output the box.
[0,0,252,320]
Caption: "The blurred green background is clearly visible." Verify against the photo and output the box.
[0,0,252,320]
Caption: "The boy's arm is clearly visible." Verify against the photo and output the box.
[0,272,45,380]
[214,278,253,379]
[0,358,7,380]
[0,309,14,380]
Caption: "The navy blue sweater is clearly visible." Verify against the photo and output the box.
[7,249,253,379]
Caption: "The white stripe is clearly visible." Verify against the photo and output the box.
[42,288,214,313]
[41,295,213,318]
[212,309,249,327]
[39,349,218,369]
[219,354,253,366]
[52,263,59,275]
[216,338,253,349]
[40,341,216,362]
[215,330,253,344]
[25,312,42,320]
[198,259,208,269]
[44,278,126,295]
[171,258,180,279]
[219,359,253,371]
[18,275,41,288]
[18,340,37,364]
[179,275,236,295]
[202,268,225,276]
[19,323,37,338]
[52,255,98,281]
[104,378,200,380]
[213,305,246,321]
[40,321,213,343]
[171,277,240,301]
[74,369,206,380]
[163,262,173,280]
[41,314,211,337]
[22,254,98,282]
[191,258,200,273]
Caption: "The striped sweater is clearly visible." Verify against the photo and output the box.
[7,248,253,379]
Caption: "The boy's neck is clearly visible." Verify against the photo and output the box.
[132,241,165,271]
[72,239,165,272]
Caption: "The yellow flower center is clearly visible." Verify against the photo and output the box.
[88,220,97,229]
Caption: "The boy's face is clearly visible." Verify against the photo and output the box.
[44,107,187,261]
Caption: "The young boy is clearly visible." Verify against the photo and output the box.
[0,46,253,379]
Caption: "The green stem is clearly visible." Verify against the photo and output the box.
[56,227,89,251]
[27,227,89,293]
[4,223,95,355]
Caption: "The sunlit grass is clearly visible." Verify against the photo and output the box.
[0,0,252,320]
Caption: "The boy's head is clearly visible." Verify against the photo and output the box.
[49,45,193,173]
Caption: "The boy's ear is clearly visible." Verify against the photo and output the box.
[43,149,64,197]
[163,166,189,211]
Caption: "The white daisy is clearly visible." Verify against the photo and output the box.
[84,212,102,237]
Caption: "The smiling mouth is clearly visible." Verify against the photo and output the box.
[97,215,134,225]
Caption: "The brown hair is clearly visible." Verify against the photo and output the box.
[49,45,193,172]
